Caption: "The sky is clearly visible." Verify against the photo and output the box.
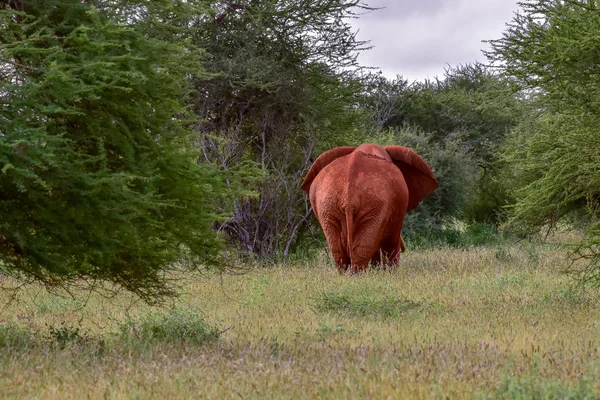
[351,0,521,82]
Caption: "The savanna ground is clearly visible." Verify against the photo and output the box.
[2,239,600,399]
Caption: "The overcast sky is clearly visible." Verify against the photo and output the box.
[351,0,521,82]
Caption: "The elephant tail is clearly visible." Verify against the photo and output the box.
[345,207,355,264]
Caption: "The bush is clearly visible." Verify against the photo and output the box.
[489,0,600,287]
[118,308,220,347]
[0,324,35,350]
[463,171,513,224]
[371,127,478,239]
[405,222,507,249]
[45,322,98,350]
[480,374,598,400]
[0,1,230,301]
[315,292,423,319]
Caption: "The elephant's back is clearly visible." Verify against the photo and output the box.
[346,151,408,207]
[310,151,408,216]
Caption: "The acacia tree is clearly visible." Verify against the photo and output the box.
[191,0,370,259]
[488,0,600,280]
[0,0,231,302]
[360,64,524,224]
[360,72,410,130]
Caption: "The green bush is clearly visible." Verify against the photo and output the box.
[463,171,513,224]
[480,374,598,400]
[489,0,600,287]
[0,324,35,350]
[0,0,231,302]
[315,292,423,319]
[45,322,99,350]
[371,127,478,239]
[406,222,507,249]
[118,308,220,347]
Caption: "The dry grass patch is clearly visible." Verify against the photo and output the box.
[1,243,600,398]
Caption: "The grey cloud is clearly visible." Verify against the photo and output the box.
[360,0,449,20]
[353,0,520,81]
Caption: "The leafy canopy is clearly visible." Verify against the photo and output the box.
[191,0,370,258]
[0,0,229,301]
[488,0,600,281]
[488,0,600,232]
[360,64,524,224]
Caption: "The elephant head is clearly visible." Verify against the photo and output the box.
[301,143,437,272]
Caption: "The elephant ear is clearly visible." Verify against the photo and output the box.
[301,146,356,194]
[385,145,438,212]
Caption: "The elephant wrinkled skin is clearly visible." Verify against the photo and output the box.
[301,144,438,272]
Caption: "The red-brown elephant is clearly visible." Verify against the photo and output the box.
[301,144,438,272]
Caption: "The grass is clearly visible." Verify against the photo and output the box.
[315,292,426,319]
[479,373,598,400]
[117,307,221,347]
[1,242,600,398]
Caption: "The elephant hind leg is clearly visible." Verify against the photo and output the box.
[321,225,350,272]
[331,247,351,272]
[379,236,403,268]
[349,229,384,273]
[371,234,405,268]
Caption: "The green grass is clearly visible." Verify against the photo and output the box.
[117,307,221,347]
[480,372,599,400]
[406,221,511,249]
[315,292,426,319]
[1,243,600,398]
[0,324,35,349]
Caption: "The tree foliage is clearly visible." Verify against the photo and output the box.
[488,0,600,281]
[489,0,600,230]
[191,0,369,259]
[362,64,522,164]
[0,0,230,301]
[360,65,523,224]
[371,128,477,239]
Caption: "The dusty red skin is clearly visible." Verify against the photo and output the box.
[301,144,438,273]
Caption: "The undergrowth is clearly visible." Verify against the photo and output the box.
[315,292,425,319]
[117,307,221,347]
[481,373,598,400]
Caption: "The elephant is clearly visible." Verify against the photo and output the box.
[301,143,438,272]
